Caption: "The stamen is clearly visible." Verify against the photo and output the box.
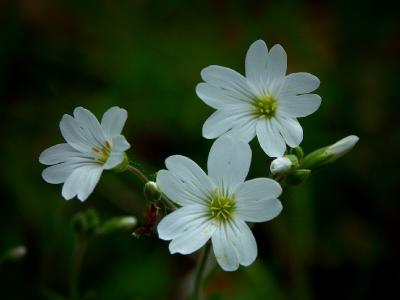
[208,190,236,223]
[92,141,112,163]
[253,95,278,118]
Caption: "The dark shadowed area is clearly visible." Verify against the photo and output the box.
[1,0,399,299]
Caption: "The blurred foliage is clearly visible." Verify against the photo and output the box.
[1,0,399,299]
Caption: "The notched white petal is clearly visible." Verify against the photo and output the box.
[245,39,269,94]
[279,94,322,118]
[112,135,130,152]
[165,155,214,200]
[39,143,81,165]
[267,44,287,84]
[211,225,239,271]
[256,119,286,157]
[207,136,252,193]
[101,106,128,139]
[168,221,216,255]
[280,72,320,96]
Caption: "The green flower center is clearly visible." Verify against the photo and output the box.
[253,95,278,118]
[92,141,112,163]
[208,190,236,222]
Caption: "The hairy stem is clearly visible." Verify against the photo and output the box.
[127,164,149,183]
[192,242,211,300]
[69,237,88,300]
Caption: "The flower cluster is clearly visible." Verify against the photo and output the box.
[39,39,358,272]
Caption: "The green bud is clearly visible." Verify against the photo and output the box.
[300,147,330,169]
[72,209,100,236]
[112,153,129,172]
[301,135,359,169]
[284,169,311,186]
[144,181,161,202]
[97,216,137,235]
[1,245,27,264]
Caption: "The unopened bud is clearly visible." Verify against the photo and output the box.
[144,181,161,202]
[301,135,359,169]
[284,169,311,186]
[270,157,291,175]
[97,216,137,235]
[270,155,299,175]
[72,209,100,236]
[8,246,27,262]
[0,245,27,265]
[327,135,359,159]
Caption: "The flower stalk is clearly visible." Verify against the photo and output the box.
[69,236,88,300]
[192,242,212,300]
[127,164,149,183]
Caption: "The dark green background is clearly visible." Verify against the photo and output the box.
[1,0,399,299]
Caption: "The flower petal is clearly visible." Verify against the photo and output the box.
[157,205,207,240]
[157,170,208,206]
[165,155,214,202]
[245,40,269,95]
[103,152,124,170]
[279,72,320,96]
[74,107,107,147]
[279,94,321,117]
[202,108,252,139]
[101,106,128,139]
[42,162,80,184]
[223,118,257,143]
[39,143,88,165]
[275,115,303,147]
[237,197,283,223]
[77,166,103,201]
[196,83,247,109]
[256,118,286,157]
[211,224,239,271]
[267,44,287,84]
[168,220,216,255]
[61,164,99,200]
[201,65,254,100]
[236,178,282,200]
[228,219,258,266]
[112,135,130,152]
[59,114,93,152]
[235,178,283,222]
[207,137,251,193]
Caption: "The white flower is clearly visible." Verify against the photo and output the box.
[39,106,130,201]
[156,137,283,271]
[196,39,321,157]
[327,135,359,159]
[270,156,292,175]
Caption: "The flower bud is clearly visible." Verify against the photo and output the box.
[270,155,299,175]
[327,135,359,159]
[144,181,161,202]
[284,169,311,186]
[270,157,291,175]
[97,216,137,235]
[72,209,100,236]
[0,245,27,265]
[301,135,359,169]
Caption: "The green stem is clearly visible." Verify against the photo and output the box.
[70,237,88,300]
[127,164,149,183]
[192,243,211,300]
